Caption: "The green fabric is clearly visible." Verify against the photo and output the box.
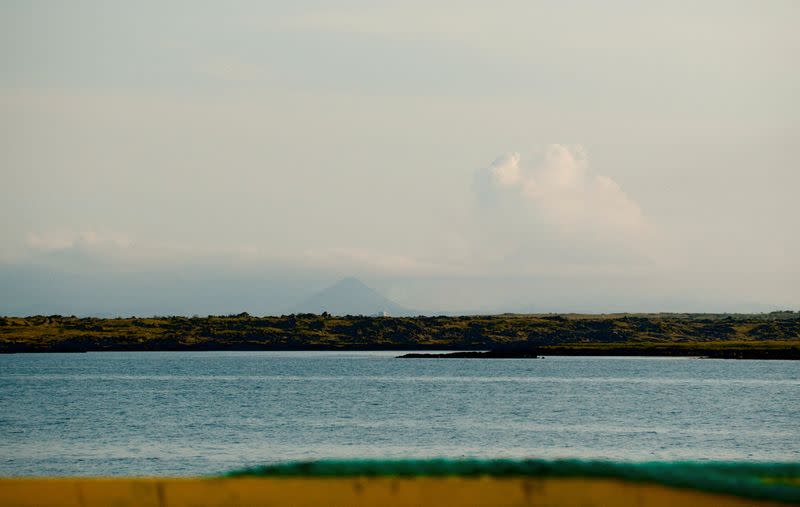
[227,459,800,504]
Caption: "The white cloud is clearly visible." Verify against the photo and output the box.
[488,152,522,187]
[520,145,645,233]
[472,144,653,270]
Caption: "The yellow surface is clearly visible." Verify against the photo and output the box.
[0,477,791,507]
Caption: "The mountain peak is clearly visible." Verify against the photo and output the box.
[331,276,368,289]
[291,277,411,316]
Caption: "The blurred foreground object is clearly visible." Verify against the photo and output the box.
[1,459,798,506]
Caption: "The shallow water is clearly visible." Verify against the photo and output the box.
[0,351,797,476]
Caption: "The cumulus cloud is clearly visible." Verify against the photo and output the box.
[472,144,653,270]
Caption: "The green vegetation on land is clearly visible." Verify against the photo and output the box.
[1,312,798,357]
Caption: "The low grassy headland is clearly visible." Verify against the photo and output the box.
[1,312,798,357]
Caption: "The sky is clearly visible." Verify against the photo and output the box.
[1,1,798,315]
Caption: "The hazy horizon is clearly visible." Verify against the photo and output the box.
[2,1,798,315]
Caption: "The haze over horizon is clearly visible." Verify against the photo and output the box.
[2,2,798,316]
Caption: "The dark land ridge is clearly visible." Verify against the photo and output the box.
[1,312,798,358]
[398,344,800,360]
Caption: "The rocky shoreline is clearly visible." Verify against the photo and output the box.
[399,346,800,360]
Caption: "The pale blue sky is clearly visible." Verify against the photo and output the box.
[1,1,798,314]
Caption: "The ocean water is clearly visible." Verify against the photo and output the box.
[0,351,797,476]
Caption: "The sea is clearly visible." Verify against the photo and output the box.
[0,351,797,476]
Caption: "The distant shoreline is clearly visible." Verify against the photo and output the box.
[4,347,799,359]
[1,313,798,357]
[398,345,800,360]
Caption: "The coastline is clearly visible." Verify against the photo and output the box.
[1,313,798,358]
[398,344,800,360]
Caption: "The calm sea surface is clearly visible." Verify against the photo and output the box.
[0,351,798,476]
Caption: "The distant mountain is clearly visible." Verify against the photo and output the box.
[291,277,414,316]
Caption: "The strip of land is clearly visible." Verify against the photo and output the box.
[1,312,798,357]
[399,341,800,359]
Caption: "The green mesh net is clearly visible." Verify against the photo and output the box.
[227,459,800,504]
